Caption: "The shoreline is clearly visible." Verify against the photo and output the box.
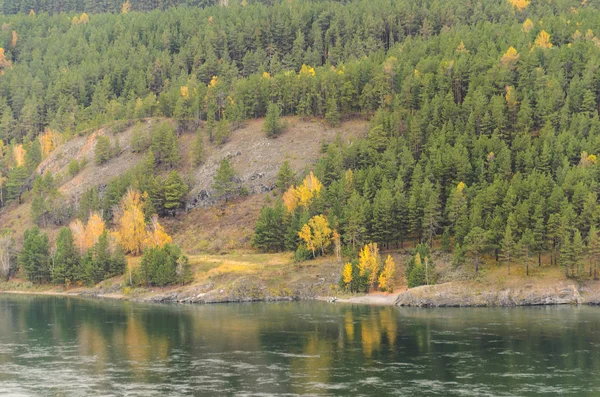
[3,278,600,307]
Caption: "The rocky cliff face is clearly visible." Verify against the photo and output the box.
[394,280,599,307]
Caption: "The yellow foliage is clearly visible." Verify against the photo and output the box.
[299,215,332,257]
[378,255,396,292]
[298,224,314,254]
[333,230,341,262]
[180,85,189,99]
[505,85,518,109]
[72,16,79,25]
[282,172,323,212]
[0,48,12,70]
[572,30,582,40]
[298,64,316,78]
[29,9,35,16]
[500,46,520,67]
[79,13,89,24]
[13,144,25,167]
[358,243,380,288]
[282,186,299,212]
[585,29,595,40]
[262,71,271,79]
[70,219,86,255]
[39,129,59,159]
[122,0,131,13]
[115,189,147,255]
[580,151,598,167]
[85,212,105,249]
[523,18,534,33]
[534,30,553,49]
[145,215,173,248]
[70,213,105,255]
[455,41,469,54]
[456,181,466,192]
[343,263,353,285]
[10,31,17,48]
[509,0,530,10]
[209,75,218,87]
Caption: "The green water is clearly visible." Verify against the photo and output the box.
[1,295,599,396]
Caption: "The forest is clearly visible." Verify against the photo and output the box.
[1,0,600,290]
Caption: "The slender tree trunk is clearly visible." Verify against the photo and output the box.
[538,252,541,267]
[475,254,479,273]
[495,248,499,262]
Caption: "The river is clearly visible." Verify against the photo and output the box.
[0,294,599,396]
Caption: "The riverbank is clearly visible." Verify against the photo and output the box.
[3,253,600,308]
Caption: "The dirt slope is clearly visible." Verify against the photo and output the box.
[0,117,368,248]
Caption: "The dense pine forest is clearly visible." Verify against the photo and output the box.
[1,0,600,290]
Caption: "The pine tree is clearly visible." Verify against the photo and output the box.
[325,94,340,127]
[421,181,441,245]
[253,200,287,252]
[500,223,515,275]
[588,225,600,279]
[275,161,296,193]
[95,135,112,165]
[372,188,394,248]
[263,102,283,138]
[465,227,487,273]
[213,158,238,201]
[517,228,534,276]
[19,227,50,284]
[572,230,585,279]
[52,227,81,286]
[163,171,188,214]
[192,128,205,166]
[215,117,231,145]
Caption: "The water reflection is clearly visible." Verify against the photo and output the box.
[1,295,600,396]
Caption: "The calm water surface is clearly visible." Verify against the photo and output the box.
[1,294,600,396]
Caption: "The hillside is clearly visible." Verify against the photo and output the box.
[0,117,367,247]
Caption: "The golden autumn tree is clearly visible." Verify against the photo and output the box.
[39,129,59,159]
[144,215,172,248]
[70,219,86,255]
[13,144,26,167]
[298,214,332,258]
[534,30,553,49]
[500,46,519,68]
[10,31,17,48]
[0,48,12,71]
[298,224,314,256]
[85,212,105,249]
[122,0,131,13]
[505,86,518,111]
[282,187,299,212]
[378,255,396,292]
[115,189,147,255]
[282,172,323,212]
[333,230,341,262]
[523,19,534,33]
[508,0,529,11]
[342,262,353,287]
[358,243,381,290]
[70,212,105,255]
[455,41,469,54]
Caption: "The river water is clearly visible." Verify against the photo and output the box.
[0,294,599,396]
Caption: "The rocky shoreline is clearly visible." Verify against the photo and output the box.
[5,279,600,307]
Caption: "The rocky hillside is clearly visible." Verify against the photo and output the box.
[0,117,368,248]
